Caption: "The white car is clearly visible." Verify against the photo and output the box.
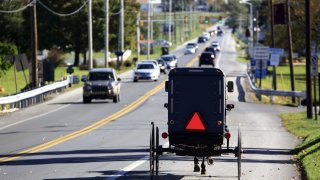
[141,60,161,74]
[133,62,160,82]
[160,55,178,69]
[201,32,210,40]
[211,41,221,51]
[184,45,196,55]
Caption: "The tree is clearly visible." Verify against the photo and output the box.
[0,1,25,52]
[0,42,17,78]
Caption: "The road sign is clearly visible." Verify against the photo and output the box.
[185,112,206,132]
[269,48,284,55]
[254,45,269,60]
[270,53,280,66]
[311,55,318,76]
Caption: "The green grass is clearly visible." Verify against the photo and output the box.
[280,112,320,179]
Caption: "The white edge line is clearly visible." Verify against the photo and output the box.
[104,142,170,179]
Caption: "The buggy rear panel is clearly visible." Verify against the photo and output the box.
[167,68,226,145]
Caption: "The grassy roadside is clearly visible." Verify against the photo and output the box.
[280,112,320,179]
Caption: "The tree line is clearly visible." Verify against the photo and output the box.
[0,0,140,78]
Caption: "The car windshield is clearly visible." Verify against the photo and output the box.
[89,72,113,81]
[201,53,212,58]
[157,60,164,65]
[186,45,194,49]
[161,56,174,62]
[137,64,154,69]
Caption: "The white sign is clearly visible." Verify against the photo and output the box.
[254,45,269,60]
[270,54,280,66]
[311,55,318,76]
[269,48,284,55]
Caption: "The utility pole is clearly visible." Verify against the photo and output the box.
[286,0,295,103]
[120,0,124,52]
[136,12,140,61]
[147,0,151,59]
[169,0,172,43]
[270,0,277,90]
[306,0,313,118]
[88,0,93,69]
[104,0,109,68]
[30,0,38,88]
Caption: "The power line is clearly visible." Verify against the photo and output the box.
[37,0,89,17]
[0,0,34,14]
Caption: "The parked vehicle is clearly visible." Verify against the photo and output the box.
[82,68,121,103]
[133,62,160,82]
[160,54,178,69]
[199,52,215,67]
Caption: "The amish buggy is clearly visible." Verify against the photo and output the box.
[149,68,242,179]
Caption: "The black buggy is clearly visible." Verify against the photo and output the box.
[149,68,242,179]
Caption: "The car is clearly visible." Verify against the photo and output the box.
[217,30,224,36]
[201,32,210,40]
[81,68,121,103]
[186,42,198,52]
[199,52,215,67]
[184,45,197,55]
[141,59,161,74]
[197,36,206,43]
[154,39,172,47]
[160,54,178,69]
[211,41,221,51]
[157,59,169,74]
[204,47,216,57]
[133,62,160,82]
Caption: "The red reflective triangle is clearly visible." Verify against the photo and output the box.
[186,112,206,131]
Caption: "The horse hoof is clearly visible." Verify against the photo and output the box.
[194,165,200,172]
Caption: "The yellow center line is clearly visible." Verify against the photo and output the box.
[0,55,198,163]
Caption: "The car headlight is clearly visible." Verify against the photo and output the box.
[84,85,92,91]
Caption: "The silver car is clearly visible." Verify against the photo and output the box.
[160,54,178,69]
[82,68,121,103]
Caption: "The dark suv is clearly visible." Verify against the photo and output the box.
[204,47,216,57]
[199,52,215,67]
[82,68,121,103]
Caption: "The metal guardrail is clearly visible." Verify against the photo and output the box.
[0,76,71,111]
[246,70,306,105]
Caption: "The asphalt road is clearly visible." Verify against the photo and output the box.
[0,26,303,180]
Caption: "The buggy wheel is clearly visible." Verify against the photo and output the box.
[149,122,155,176]
[155,126,160,175]
[237,128,242,180]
